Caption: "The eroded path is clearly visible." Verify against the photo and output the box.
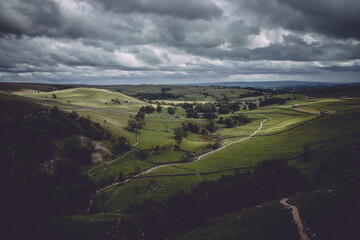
[280,198,311,240]
[87,131,139,174]
[197,115,271,161]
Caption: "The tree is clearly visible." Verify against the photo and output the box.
[204,112,217,120]
[113,136,130,154]
[243,105,247,110]
[135,111,145,120]
[218,116,224,124]
[228,103,240,111]
[186,110,198,118]
[69,111,79,119]
[187,122,200,133]
[167,107,175,115]
[127,119,139,131]
[219,106,230,114]
[145,105,155,114]
[156,104,162,113]
[174,126,186,142]
[248,103,257,110]
[114,98,121,104]
[225,118,234,128]
[206,121,217,133]
[52,94,57,99]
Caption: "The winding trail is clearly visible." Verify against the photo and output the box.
[280,198,311,240]
[197,115,271,161]
[96,115,271,193]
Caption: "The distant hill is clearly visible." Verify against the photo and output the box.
[191,81,339,89]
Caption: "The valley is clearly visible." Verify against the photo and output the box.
[1,83,359,240]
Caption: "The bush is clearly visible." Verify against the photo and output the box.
[248,102,257,110]
[167,107,175,115]
[225,118,234,128]
[206,121,217,133]
[65,136,93,165]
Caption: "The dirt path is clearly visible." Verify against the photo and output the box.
[96,115,271,192]
[280,198,311,240]
[197,115,271,161]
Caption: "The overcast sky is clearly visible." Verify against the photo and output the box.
[0,0,359,84]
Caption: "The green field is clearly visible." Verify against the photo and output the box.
[98,110,360,214]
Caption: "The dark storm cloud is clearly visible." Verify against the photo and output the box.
[182,34,360,62]
[0,0,64,37]
[237,0,360,40]
[90,0,223,20]
[0,0,359,84]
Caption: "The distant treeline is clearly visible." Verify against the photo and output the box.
[131,92,180,100]
[259,97,286,107]
[239,91,264,98]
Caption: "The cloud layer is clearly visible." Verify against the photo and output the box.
[0,0,359,84]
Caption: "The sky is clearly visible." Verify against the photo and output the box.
[0,0,360,85]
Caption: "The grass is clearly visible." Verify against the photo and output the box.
[53,213,141,240]
[216,115,265,140]
[186,132,215,142]
[103,172,230,213]
[258,114,315,135]
[105,85,252,101]
[88,152,154,183]
[137,129,176,149]
[171,200,299,240]
[148,150,187,163]
[143,121,168,130]
[0,92,47,119]
[180,137,213,153]
[26,87,144,104]
[76,110,137,144]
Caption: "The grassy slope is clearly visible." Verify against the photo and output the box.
[0,92,48,119]
[88,152,154,183]
[54,213,141,240]
[106,85,251,101]
[101,108,360,213]
[171,200,299,240]
[137,129,176,149]
[20,88,146,144]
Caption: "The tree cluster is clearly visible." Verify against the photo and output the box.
[218,114,250,128]
[239,90,263,99]
[110,98,121,104]
[132,92,184,100]
[259,97,286,107]
[127,107,147,131]
[181,102,243,119]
